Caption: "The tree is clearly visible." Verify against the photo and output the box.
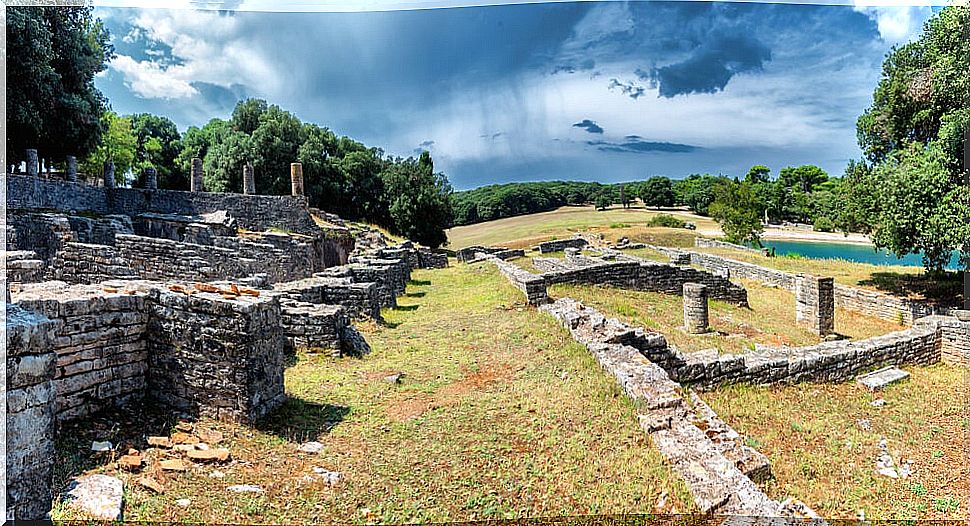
[675,174,724,216]
[843,6,969,271]
[203,131,252,193]
[595,192,612,211]
[709,180,765,246]
[640,176,675,209]
[7,6,113,167]
[381,152,454,248]
[745,165,771,184]
[619,184,630,208]
[130,113,182,188]
[249,104,307,195]
[778,165,828,193]
[176,118,231,184]
[80,111,137,185]
[232,98,268,135]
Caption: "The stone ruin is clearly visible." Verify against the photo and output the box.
[4,165,449,520]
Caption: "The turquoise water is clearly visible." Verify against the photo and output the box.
[757,239,962,270]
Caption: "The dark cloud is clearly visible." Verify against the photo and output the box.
[647,33,771,97]
[587,138,698,154]
[413,140,435,155]
[479,132,504,139]
[607,79,645,100]
[573,119,604,134]
[551,59,595,75]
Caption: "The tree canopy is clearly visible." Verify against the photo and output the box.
[7,6,113,168]
[842,6,969,271]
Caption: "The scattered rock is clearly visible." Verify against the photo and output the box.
[197,429,224,444]
[160,459,187,472]
[779,497,820,519]
[312,467,341,485]
[383,373,405,384]
[297,441,325,454]
[175,498,191,507]
[870,398,886,407]
[64,474,124,521]
[227,484,264,494]
[91,441,113,452]
[173,444,197,452]
[137,476,165,494]
[119,454,143,471]
[187,448,231,462]
[147,436,173,448]
[856,419,872,431]
[209,470,226,479]
[175,421,194,432]
[559,371,569,380]
[171,432,199,445]
[857,366,910,391]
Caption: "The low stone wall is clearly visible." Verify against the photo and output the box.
[651,243,950,325]
[280,300,371,357]
[148,288,286,423]
[50,242,138,283]
[456,245,522,263]
[7,212,73,261]
[7,173,320,234]
[540,298,783,516]
[939,315,970,366]
[538,253,749,306]
[15,286,149,423]
[695,237,761,253]
[4,250,46,283]
[482,255,550,305]
[417,248,449,269]
[6,305,59,520]
[275,276,382,320]
[537,237,587,254]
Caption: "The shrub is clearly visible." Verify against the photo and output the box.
[813,216,835,232]
[646,214,687,229]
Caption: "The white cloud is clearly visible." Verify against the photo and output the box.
[110,55,199,99]
[852,4,935,45]
[108,8,283,100]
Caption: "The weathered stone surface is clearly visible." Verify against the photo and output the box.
[856,366,910,390]
[796,274,835,336]
[6,305,58,521]
[537,236,587,254]
[481,255,549,305]
[683,283,710,334]
[64,474,124,521]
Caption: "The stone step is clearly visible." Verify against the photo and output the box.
[856,366,910,390]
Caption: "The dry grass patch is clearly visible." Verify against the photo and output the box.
[703,365,970,519]
[550,279,901,355]
[51,264,696,523]
[446,205,711,249]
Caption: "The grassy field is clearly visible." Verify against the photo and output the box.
[51,264,696,523]
[704,365,969,519]
[695,247,961,305]
[549,280,901,355]
[446,205,713,250]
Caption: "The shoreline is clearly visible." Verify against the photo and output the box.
[759,228,873,245]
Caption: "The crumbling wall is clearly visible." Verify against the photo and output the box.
[4,250,46,283]
[482,255,549,305]
[7,174,319,234]
[147,289,286,423]
[15,285,150,423]
[6,305,59,521]
[274,276,382,320]
[49,242,138,283]
[537,237,588,254]
[939,315,970,366]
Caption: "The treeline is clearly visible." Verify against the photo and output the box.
[452,181,614,225]
[6,7,452,247]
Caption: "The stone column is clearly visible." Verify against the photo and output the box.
[26,149,39,177]
[191,157,204,192]
[103,161,116,188]
[291,162,304,197]
[795,274,835,336]
[66,156,78,182]
[144,167,158,190]
[683,282,709,334]
[243,163,256,195]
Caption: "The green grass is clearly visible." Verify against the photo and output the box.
[50,264,696,523]
[549,279,901,354]
[446,205,715,250]
[702,364,969,519]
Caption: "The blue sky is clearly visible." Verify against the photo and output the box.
[92,1,941,190]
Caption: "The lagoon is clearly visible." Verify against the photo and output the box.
[757,239,962,271]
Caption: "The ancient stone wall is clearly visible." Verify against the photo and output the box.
[50,242,138,283]
[694,237,761,253]
[683,283,709,334]
[274,276,382,320]
[4,250,46,283]
[648,243,949,325]
[482,255,550,305]
[456,245,522,263]
[7,212,73,261]
[6,305,58,520]
[7,173,319,234]
[66,214,134,245]
[147,288,286,423]
[939,315,970,366]
[537,237,587,254]
[15,285,150,423]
